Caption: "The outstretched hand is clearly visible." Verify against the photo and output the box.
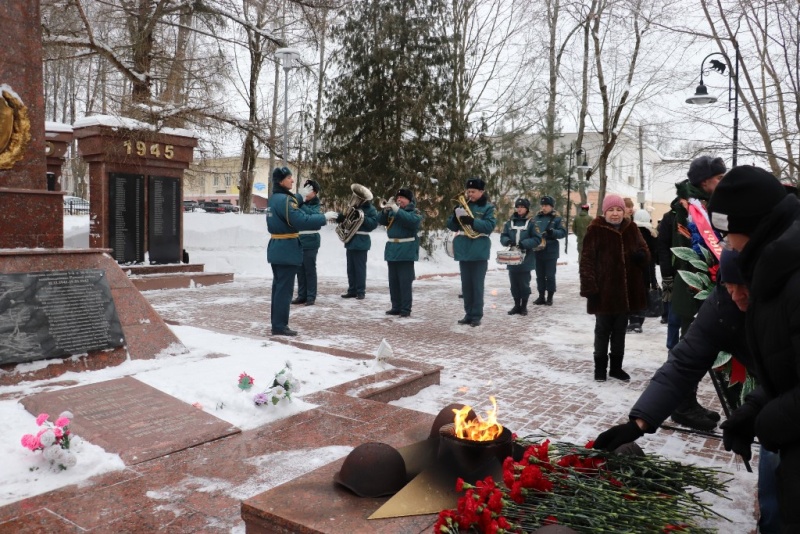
[720,401,759,462]
[593,420,644,451]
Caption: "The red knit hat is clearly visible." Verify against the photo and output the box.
[602,194,625,213]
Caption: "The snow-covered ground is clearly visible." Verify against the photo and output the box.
[1,213,757,532]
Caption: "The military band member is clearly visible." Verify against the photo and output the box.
[337,195,379,300]
[267,167,326,336]
[533,195,567,305]
[446,178,497,327]
[377,188,423,317]
[292,179,323,306]
[500,198,542,316]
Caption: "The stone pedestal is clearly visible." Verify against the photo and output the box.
[73,117,197,263]
[0,2,63,248]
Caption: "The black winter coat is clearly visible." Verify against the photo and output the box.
[738,195,800,531]
[579,217,650,315]
[630,284,752,430]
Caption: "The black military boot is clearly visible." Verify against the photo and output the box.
[670,396,716,431]
[545,292,554,305]
[533,293,546,305]
[507,298,521,315]
[519,297,529,316]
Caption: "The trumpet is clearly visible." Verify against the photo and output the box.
[453,194,482,239]
[378,197,396,210]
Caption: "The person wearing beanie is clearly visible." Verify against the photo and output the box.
[500,198,542,316]
[687,155,726,193]
[708,166,800,531]
[532,195,567,305]
[579,194,650,382]
[377,187,423,317]
[446,177,497,326]
[627,209,660,334]
[267,167,327,336]
[291,179,324,307]
[656,162,728,432]
[572,203,592,261]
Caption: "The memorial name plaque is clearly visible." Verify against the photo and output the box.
[0,269,125,365]
[21,377,241,464]
[109,172,145,263]
[148,175,181,264]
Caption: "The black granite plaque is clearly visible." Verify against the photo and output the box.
[0,269,125,365]
[109,172,145,263]
[148,175,181,264]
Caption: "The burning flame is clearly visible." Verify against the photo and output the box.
[453,396,504,441]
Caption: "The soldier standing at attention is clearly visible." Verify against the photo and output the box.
[572,203,592,260]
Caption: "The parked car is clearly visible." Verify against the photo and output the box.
[200,201,226,213]
[221,203,240,213]
[63,195,90,214]
[183,200,198,212]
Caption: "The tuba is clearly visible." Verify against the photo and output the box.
[336,183,374,243]
[453,194,483,238]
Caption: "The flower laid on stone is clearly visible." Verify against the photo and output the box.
[435,436,730,533]
[20,411,77,471]
[238,372,255,390]
[253,361,301,407]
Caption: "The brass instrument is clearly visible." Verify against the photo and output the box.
[454,194,483,238]
[335,183,374,243]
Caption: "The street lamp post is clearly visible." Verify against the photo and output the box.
[685,46,740,167]
[565,144,592,253]
[275,47,301,166]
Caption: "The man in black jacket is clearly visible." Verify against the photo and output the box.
[706,166,800,533]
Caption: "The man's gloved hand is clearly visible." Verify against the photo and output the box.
[335,213,346,224]
[455,207,468,219]
[720,400,760,462]
[593,420,645,451]
[661,276,673,302]
[459,215,474,227]
[545,229,555,239]
[391,202,400,213]
[324,210,339,221]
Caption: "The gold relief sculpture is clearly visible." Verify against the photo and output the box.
[0,87,32,169]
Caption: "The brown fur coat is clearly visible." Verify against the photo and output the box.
[579,217,650,315]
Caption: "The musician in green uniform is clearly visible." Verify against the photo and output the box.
[267,167,326,336]
[377,188,423,317]
[446,178,497,327]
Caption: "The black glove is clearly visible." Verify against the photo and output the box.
[335,213,345,224]
[459,215,474,227]
[632,249,647,264]
[720,401,760,462]
[593,420,644,451]
[661,276,673,302]
[545,229,555,239]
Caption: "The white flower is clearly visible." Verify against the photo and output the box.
[58,410,74,420]
[61,451,77,468]
[272,385,286,397]
[43,445,61,462]
[39,429,56,447]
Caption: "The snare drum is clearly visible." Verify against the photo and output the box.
[496,247,525,266]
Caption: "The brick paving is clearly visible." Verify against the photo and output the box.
[0,263,759,532]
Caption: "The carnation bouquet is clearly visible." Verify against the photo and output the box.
[436,436,730,533]
[21,411,77,471]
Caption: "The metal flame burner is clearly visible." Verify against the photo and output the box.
[437,423,513,479]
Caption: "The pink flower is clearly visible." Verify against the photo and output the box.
[20,434,41,451]
[55,417,70,428]
[53,427,64,438]
[35,413,49,426]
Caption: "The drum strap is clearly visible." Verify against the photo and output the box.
[512,220,530,244]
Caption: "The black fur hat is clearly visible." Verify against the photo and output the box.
[465,177,485,191]
[708,165,787,234]
[687,156,726,186]
[514,198,531,210]
[272,166,292,184]
[396,188,414,202]
[303,179,320,194]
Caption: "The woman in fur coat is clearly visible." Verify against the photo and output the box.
[580,195,650,382]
